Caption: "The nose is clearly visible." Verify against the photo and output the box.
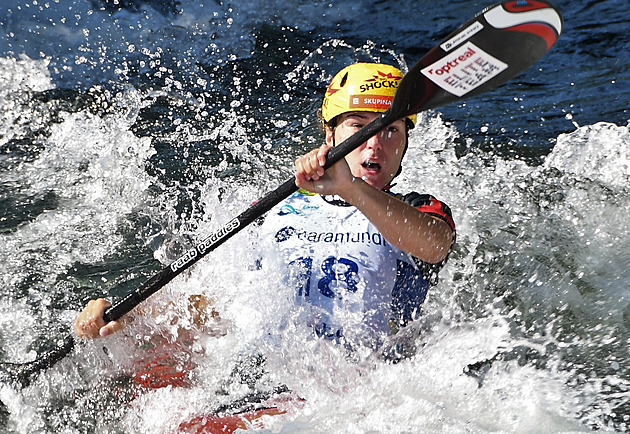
[366,132,384,150]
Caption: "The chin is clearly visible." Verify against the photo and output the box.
[360,175,386,189]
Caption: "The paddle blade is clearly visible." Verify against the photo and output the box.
[0,361,38,389]
[392,0,563,119]
[0,335,74,389]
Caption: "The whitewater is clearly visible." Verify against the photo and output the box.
[0,0,629,432]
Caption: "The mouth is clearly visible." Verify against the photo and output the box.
[361,159,381,172]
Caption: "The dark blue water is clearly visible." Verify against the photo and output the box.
[0,0,629,432]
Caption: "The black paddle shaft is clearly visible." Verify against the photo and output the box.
[104,114,390,323]
[0,0,562,390]
[0,112,391,390]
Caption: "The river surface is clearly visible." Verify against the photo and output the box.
[0,0,629,432]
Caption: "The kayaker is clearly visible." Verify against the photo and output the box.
[73,62,456,349]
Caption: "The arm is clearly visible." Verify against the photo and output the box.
[73,294,221,339]
[339,179,453,263]
[295,144,453,264]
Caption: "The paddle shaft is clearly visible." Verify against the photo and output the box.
[104,114,390,322]
[0,114,390,389]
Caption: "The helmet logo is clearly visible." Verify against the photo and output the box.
[350,95,393,110]
[326,84,340,96]
[365,70,404,82]
[359,70,403,93]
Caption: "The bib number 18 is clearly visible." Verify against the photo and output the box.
[289,256,359,299]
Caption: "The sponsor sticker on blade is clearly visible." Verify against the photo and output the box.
[440,21,484,52]
[421,42,508,97]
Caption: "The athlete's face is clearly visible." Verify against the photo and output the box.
[327,112,407,189]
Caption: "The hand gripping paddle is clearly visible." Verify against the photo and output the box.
[0,0,562,391]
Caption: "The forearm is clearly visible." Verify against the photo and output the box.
[339,178,453,263]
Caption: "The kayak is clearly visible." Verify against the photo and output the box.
[178,388,304,433]
[127,336,303,433]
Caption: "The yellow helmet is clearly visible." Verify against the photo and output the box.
[321,62,417,127]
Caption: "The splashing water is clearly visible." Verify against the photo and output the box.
[0,0,629,432]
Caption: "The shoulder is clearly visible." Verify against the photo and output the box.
[400,191,457,284]
[392,191,456,232]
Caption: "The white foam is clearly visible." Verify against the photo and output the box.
[545,122,630,191]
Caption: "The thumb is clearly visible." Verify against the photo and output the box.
[99,320,123,337]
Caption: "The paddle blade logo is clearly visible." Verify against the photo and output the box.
[420,42,507,97]
[440,21,484,52]
[485,1,563,50]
